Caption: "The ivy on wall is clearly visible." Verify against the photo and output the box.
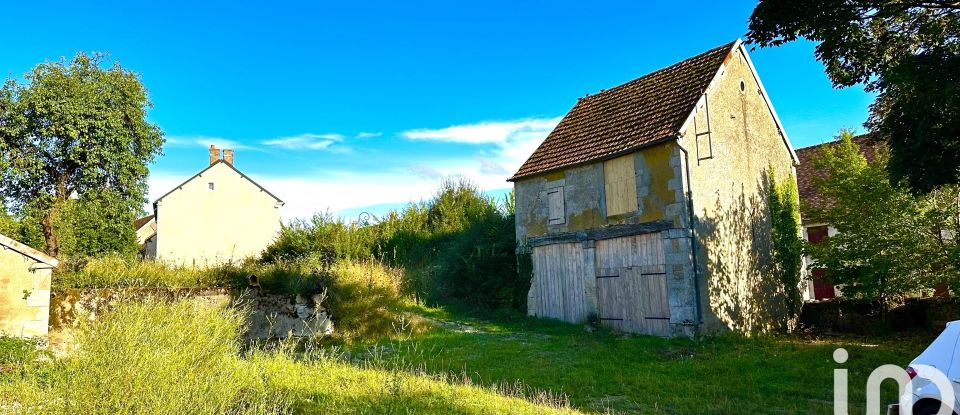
[767,168,803,321]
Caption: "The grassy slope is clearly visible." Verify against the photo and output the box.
[258,355,580,414]
[349,305,928,414]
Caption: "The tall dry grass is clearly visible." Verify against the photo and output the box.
[0,299,578,415]
[3,300,290,415]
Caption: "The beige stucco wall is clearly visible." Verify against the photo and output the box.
[155,162,282,267]
[0,247,52,337]
[680,45,799,334]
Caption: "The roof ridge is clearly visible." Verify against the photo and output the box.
[796,134,873,153]
[579,40,737,103]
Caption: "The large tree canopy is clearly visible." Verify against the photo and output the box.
[0,52,163,257]
[746,0,960,192]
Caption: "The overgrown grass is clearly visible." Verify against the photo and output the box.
[2,300,290,414]
[0,300,578,415]
[54,256,426,343]
[346,305,924,414]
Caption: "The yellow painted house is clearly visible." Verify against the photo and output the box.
[0,233,58,338]
[145,145,284,266]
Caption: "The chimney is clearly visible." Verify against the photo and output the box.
[223,149,234,165]
[209,144,220,165]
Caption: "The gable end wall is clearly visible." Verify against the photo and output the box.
[155,163,282,267]
[680,45,799,334]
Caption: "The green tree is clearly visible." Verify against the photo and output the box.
[805,131,960,302]
[56,191,140,258]
[0,198,19,237]
[746,0,960,192]
[0,52,163,257]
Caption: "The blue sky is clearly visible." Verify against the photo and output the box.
[0,1,875,220]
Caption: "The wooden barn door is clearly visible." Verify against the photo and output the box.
[595,233,670,336]
[529,242,588,323]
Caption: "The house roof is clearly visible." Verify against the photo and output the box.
[0,233,59,267]
[133,214,155,231]
[510,40,738,181]
[796,135,883,221]
[153,160,285,206]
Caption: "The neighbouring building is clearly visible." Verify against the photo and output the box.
[0,233,58,337]
[510,39,801,336]
[134,214,157,258]
[795,135,881,301]
[145,145,284,266]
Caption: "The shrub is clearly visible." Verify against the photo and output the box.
[262,178,529,311]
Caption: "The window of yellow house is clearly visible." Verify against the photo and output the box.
[603,154,638,217]
[208,182,215,191]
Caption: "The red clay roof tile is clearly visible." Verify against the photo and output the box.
[510,41,736,180]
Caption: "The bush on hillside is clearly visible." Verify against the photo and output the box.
[262,178,530,311]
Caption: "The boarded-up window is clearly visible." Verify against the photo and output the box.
[604,154,638,216]
[547,187,564,224]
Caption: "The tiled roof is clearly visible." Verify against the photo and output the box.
[133,215,155,230]
[796,135,883,222]
[510,41,736,180]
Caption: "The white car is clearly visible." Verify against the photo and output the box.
[892,321,960,415]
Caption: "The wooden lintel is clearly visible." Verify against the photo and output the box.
[527,220,673,248]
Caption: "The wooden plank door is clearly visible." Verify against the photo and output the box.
[530,242,588,323]
[595,233,670,336]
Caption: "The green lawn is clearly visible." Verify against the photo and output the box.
[345,305,928,414]
[0,300,929,414]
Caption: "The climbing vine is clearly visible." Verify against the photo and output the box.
[767,168,803,322]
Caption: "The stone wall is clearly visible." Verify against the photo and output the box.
[0,247,52,338]
[681,44,799,334]
[49,288,333,353]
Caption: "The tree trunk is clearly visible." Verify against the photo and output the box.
[42,199,62,257]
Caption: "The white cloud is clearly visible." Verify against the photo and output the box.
[355,132,382,139]
[409,165,443,180]
[149,117,561,221]
[261,133,345,150]
[148,170,443,221]
[400,117,560,181]
[477,157,508,176]
[166,135,257,151]
[401,118,560,145]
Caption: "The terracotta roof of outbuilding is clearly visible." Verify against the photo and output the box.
[509,40,737,181]
[796,135,883,222]
[133,215,155,230]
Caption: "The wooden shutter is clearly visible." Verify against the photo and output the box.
[548,187,565,224]
[603,154,638,217]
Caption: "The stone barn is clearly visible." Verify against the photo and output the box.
[0,234,58,338]
[510,39,801,336]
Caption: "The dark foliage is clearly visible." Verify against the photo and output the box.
[746,0,960,192]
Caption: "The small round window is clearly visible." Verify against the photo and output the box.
[739,80,746,92]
